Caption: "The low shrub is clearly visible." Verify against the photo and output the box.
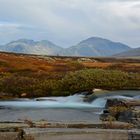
[0,69,139,98]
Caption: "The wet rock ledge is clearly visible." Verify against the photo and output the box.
[0,120,140,140]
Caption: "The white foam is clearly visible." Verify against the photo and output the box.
[0,94,138,109]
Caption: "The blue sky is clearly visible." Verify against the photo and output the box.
[0,0,140,48]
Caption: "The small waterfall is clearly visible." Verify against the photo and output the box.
[0,93,139,109]
[91,97,107,108]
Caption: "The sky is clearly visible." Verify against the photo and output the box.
[0,0,140,48]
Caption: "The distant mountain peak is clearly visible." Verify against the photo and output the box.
[0,38,63,55]
[78,37,109,44]
[37,40,57,46]
[84,36,108,41]
[8,39,36,45]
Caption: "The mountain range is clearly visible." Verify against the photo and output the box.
[0,37,139,57]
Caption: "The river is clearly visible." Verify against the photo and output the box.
[0,90,139,122]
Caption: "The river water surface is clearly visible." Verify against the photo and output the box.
[0,90,139,123]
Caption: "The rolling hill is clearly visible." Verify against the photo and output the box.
[114,47,140,57]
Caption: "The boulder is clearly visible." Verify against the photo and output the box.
[100,98,140,127]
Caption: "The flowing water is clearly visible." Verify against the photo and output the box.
[0,90,139,122]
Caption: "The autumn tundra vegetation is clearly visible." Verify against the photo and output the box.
[0,52,140,98]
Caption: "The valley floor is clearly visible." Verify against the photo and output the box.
[0,52,140,98]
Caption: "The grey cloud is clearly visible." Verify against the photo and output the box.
[0,0,139,47]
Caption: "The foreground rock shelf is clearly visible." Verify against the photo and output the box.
[0,127,140,140]
[23,128,140,140]
[0,121,140,140]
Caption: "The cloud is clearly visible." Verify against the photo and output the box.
[0,0,139,47]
